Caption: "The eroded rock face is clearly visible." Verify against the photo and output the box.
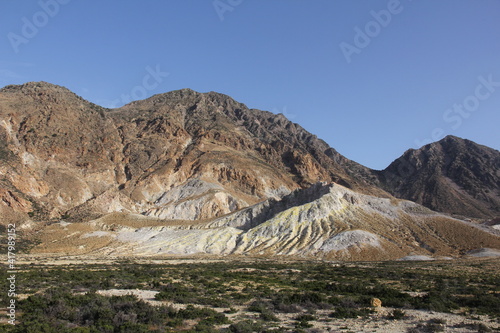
[144,180,245,221]
[32,182,500,259]
[0,188,32,213]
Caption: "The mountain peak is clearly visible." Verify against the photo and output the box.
[380,134,500,218]
[164,87,200,97]
[1,81,70,93]
[0,81,88,109]
[439,134,463,144]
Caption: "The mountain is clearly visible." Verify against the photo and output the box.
[378,136,500,219]
[0,81,382,224]
[0,82,499,259]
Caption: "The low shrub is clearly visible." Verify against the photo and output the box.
[387,309,406,320]
[225,319,264,333]
[329,306,372,319]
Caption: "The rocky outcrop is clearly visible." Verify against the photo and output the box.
[371,298,382,308]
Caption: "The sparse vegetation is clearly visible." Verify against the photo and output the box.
[0,259,498,331]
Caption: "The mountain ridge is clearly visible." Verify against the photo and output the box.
[0,81,384,224]
[0,81,499,259]
[1,81,499,221]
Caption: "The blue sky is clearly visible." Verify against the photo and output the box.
[0,0,499,170]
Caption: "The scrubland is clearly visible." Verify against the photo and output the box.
[1,257,499,332]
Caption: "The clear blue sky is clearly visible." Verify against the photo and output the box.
[1,0,499,170]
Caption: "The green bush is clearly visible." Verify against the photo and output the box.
[178,305,229,325]
[330,306,372,319]
[259,310,279,322]
[295,314,315,322]
[16,288,173,332]
[247,300,279,322]
[226,320,264,333]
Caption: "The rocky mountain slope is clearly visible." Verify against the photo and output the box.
[32,182,500,260]
[0,81,499,259]
[378,136,500,218]
[0,81,383,224]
